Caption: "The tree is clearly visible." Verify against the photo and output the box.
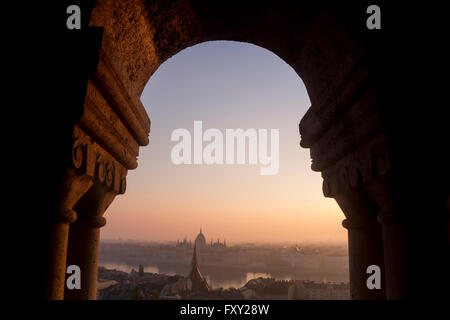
[98,266,106,272]
[138,264,144,277]
[130,283,142,300]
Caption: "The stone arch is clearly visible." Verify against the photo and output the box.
[89,0,367,119]
[40,0,450,300]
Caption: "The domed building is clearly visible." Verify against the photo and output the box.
[194,227,206,250]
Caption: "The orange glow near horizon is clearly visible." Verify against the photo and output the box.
[101,41,347,245]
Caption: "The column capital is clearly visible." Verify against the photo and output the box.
[320,134,390,199]
[72,128,128,195]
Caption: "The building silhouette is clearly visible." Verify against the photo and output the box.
[194,227,206,250]
[33,1,450,300]
[187,244,209,293]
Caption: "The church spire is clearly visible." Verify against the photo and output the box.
[191,243,198,269]
[188,243,209,293]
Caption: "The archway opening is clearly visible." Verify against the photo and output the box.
[99,41,348,295]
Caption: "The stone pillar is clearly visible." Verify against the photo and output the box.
[44,207,77,299]
[365,178,450,299]
[65,185,116,300]
[64,213,106,300]
[364,175,415,299]
[45,169,93,299]
[376,211,407,299]
[42,25,102,299]
[335,188,386,300]
[361,140,412,299]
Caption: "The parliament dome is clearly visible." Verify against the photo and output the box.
[194,228,206,248]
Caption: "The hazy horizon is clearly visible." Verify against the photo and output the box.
[100,236,348,247]
[101,41,347,244]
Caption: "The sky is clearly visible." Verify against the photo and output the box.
[101,41,347,244]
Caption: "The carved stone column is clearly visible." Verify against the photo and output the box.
[64,131,126,299]
[45,207,76,300]
[364,142,450,299]
[64,187,116,300]
[45,150,94,299]
[39,22,104,299]
[364,173,411,299]
[334,187,385,300]
[65,215,106,300]
[58,28,147,298]
[322,155,386,300]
